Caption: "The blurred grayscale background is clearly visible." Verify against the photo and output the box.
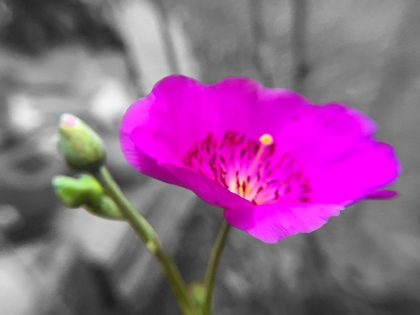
[0,0,419,314]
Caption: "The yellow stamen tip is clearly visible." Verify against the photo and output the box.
[259,133,274,146]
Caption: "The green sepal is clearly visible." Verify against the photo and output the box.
[85,195,124,220]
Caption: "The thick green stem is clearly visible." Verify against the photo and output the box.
[203,219,231,314]
[93,166,195,314]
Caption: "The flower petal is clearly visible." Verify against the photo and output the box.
[277,104,378,166]
[309,141,401,204]
[224,203,344,243]
[164,163,254,211]
[120,137,184,186]
[208,77,310,139]
[272,103,400,204]
[365,190,399,199]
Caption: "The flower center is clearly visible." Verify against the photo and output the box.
[183,131,312,205]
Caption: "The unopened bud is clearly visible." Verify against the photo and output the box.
[57,114,106,172]
[52,175,101,208]
[52,175,123,220]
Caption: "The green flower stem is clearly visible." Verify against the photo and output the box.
[203,219,231,315]
[93,166,195,314]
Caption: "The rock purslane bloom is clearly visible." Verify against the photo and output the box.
[120,75,401,243]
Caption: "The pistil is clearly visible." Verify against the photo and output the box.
[244,134,274,195]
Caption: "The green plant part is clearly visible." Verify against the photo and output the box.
[57,113,106,172]
[52,174,123,220]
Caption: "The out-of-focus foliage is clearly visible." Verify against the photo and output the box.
[0,0,123,54]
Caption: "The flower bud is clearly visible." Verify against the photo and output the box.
[52,175,123,220]
[52,175,101,208]
[57,114,106,172]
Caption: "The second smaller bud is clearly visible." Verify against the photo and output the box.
[52,175,124,220]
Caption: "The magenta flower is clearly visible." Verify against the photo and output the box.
[120,75,401,243]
